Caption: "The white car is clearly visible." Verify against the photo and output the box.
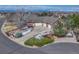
[22,28,32,36]
[35,31,51,40]
[40,31,51,36]
[35,34,43,39]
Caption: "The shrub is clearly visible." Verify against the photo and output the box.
[24,37,54,47]
[53,27,67,37]
[53,21,67,37]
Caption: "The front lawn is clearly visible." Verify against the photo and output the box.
[24,37,54,47]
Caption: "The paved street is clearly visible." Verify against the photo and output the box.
[0,18,79,54]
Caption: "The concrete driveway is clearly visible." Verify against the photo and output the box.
[12,25,51,45]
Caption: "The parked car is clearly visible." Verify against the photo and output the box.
[35,31,51,40]
[35,34,43,39]
[21,28,32,36]
[14,32,22,38]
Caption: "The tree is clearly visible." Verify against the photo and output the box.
[15,9,26,28]
[67,14,79,30]
[5,13,14,22]
[53,20,67,37]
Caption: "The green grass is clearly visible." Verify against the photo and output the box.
[24,37,54,47]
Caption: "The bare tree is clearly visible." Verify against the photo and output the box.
[14,8,27,28]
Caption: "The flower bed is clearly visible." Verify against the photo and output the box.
[24,37,54,47]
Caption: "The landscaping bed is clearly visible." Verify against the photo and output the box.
[24,37,54,47]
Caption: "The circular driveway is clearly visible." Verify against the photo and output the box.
[0,18,79,54]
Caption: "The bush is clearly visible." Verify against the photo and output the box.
[53,21,67,37]
[24,37,54,47]
[53,28,67,37]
